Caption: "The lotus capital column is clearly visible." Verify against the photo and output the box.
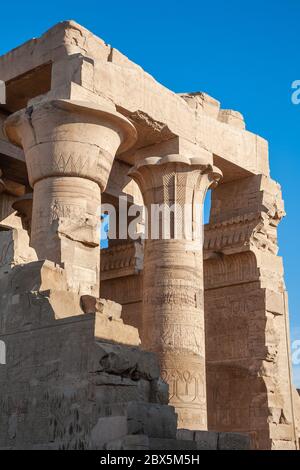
[5,99,137,295]
[129,152,222,430]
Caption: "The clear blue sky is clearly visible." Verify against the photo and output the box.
[1,1,299,384]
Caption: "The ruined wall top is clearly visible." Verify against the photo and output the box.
[0,20,269,181]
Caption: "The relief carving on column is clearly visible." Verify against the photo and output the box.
[129,150,222,430]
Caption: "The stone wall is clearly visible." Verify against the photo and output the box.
[204,175,298,449]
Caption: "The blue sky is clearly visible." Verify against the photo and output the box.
[0,1,299,384]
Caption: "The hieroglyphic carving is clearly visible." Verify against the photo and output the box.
[204,174,298,449]
[130,153,222,429]
[161,369,205,404]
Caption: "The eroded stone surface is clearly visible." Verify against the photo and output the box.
[204,175,298,449]
[0,20,298,450]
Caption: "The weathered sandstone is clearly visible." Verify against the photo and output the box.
[0,20,297,450]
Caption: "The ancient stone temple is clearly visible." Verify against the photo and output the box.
[0,21,299,450]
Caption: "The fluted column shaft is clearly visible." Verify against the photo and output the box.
[130,153,222,429]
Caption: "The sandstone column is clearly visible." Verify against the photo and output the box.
[5,99,136,295]
[129,152,222,429]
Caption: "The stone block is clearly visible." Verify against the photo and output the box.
[269,424,294,441]
[81,296,122,319]
[92,374,151,405]
[81,296,140,346]
[106,435,149,450]
[0,260,68,297]
[0,227,36,267]
[93,341,160,381]
[149,377,169,405]
[176,429,195,441]
[218,109,245,129]
[97,402,177,440]
[94,311,140,346]
[177,429,219,449]
[126,402,177,439]
[180,92,220,119]
[149,438,197,450]
[90,415,128,449]
[41,289,84,318]
[194,430,218,450]
[217,432,250,450]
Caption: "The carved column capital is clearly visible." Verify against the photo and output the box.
[129,152,222,207]
[5,99,137,192]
